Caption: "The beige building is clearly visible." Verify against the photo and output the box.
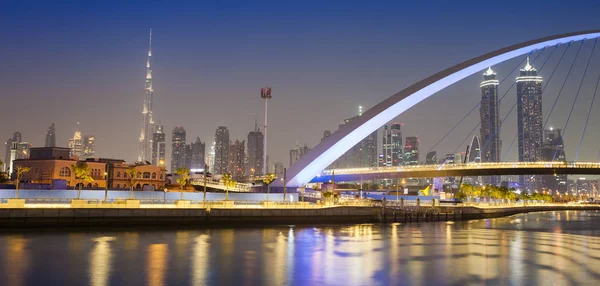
[13,147,165,190]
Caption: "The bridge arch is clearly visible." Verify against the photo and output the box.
[285,30,600,187]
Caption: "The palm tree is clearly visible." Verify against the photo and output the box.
[14,166,31,199]
[124,166,139,199]
[221,172,235,201]
[175,167,190,200]
[72,162,93,199]
[262,173,277,201]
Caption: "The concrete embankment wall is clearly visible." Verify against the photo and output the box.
[0,206,382,228]
[438,205,600,220]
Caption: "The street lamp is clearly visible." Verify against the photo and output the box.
[104,171,108,203]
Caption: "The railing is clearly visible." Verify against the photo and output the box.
[320,161,600,175]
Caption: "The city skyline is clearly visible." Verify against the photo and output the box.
[2,1,600,170]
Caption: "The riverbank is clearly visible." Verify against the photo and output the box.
[1,204,599,228]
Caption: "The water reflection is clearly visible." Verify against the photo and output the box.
[89,236,115,286]
[147,244,168,286]
[4,235,29,286]
[2,211,600,285]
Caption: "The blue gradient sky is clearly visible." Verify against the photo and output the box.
[1,0,600,167]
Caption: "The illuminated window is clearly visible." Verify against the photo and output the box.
[143,172,150,179]
[59,167,71,177]
[152,172,157,179]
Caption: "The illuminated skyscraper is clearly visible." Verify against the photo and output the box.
[480,67,501,164]
[247,126,264,176]
[229,139,245,180]
[4,132,21,172]
[45,122,56,147]
[541,128,567,194]
[68,127,83,159]
[214,126,230,174]
[189,137,206,171]
[516,57,543,190]
[138,30,155,163]
[83,135,96,159]
[171,127,186,172]
[383,123,403,166]
[152,124,166,167]
[403,137,419,165]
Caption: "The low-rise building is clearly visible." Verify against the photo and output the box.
[13,147,165,190]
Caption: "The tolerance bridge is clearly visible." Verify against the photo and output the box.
[279,30,600,187]
[309,162,600,183]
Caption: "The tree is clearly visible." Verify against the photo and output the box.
[72,162,93,199]
[124,166,139,199]
[262,173,277,201]
[14,165,31,199]
[222,172,236,200]
[175,167,190,200]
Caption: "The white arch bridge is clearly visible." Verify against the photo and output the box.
[282,30,600,187]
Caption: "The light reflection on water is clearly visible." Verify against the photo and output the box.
[2,211,600,285]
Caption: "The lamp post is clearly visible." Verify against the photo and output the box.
[261,87,272,175]
[104,171,108,203]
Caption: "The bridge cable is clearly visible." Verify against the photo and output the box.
[450,46,553,159]
[502,41,576,157]
[427,50,534,155]
[576,38,600,161]
[557,39,597,161]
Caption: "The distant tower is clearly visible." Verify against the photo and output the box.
[516,57,543,191]
[83,135,96,159]
[403,137,419,165]
[247,117,264,177]
[69,123,83,159]
[152,124,166,167]
[469,136,481,163]
[4,132,21,172]
[45,122,56,147]
[229,139,246,180]
[480,66,501,185]
[214,126,230,174]
[138,29,155,163]
[171,127,186,172]
[190,137,206,170]
[383,123,403,166]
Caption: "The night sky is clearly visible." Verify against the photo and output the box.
[2,0,600,168]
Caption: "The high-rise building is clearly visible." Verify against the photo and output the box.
[208,141,216,173]
[68,129,83,159]
[383,123,403,166]
[334,111,378,168]
[8,140,30,174]
[171,127,186,172]
[289,143,310,167]
[189,137,206,171]
[426,151,437,164]
[83,135,96,159]
[228,139,246,180]
[403,137,419,165]
[247,128,264,177]
[214,126,230,175]
[151,124,166,167]
[273,161,284,176]
[138,30,155,163]
[45,122,56,147]
[4,132,21,172]
[480,67,501,164]
[468,136,481,163]
[541,128,567,194]
[516,57,543,191]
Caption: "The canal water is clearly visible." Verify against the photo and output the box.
[2,211,600,285]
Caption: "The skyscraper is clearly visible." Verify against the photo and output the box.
[45,122,56,147]
[171,127,186,172]
[151,124,166,167]
[214,126,230,174]
[83,135,96,159]
[9,141,30,174]
[138,30,155,163]
[228,139,245,180]
[289,143,310,167]
[383,123,403,166]
[4,132,21,172]
[480,67,501,164]
[208,141,216,173]
[403,136,419,165]
[68,129,83,158]
[335,112,378,168]
[189,137,206,170]
[425,151,437,164]
[247,127,264,177]
[516,57,543,190]
[541,128,567,193]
